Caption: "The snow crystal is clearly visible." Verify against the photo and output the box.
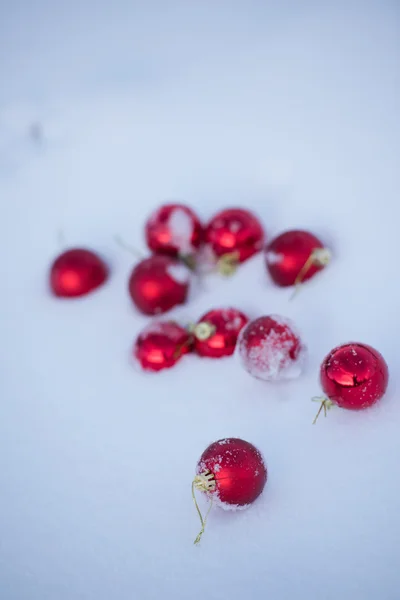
[166,263,190,284]
[168,207,194,252]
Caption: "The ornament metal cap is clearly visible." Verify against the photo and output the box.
[311,247,331,267]
[216,251,240,276]
[192,321,216,341]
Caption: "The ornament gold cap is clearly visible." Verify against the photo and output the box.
[311,247,331,267]
[192,471,216,545]
[193,471,216,492]
[216,251,240,276]
[192,322,216,341]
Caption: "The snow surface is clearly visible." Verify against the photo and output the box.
[1,2,399,600]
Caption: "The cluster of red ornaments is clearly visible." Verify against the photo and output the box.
[135,307,249,371]
[48,201,390,545]
[50,203,331,312]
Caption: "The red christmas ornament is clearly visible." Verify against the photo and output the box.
[192,308,249,358]
[145,203,203,258]
[49,248,108,298]
[313,342,389,423]
[265,230,331,288]
[134,321,192,372]
[128,255,190,315]
[237,315,306,381]
[205,208,265,271]
[192,438,267,544]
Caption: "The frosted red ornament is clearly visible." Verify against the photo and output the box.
[128,255,190,315]
[145,203,203,258]
[313,342,389,423]
[192,438,267,544]
[49,248,109,298]
[205,208,265,271]
[237,315,306,381]
[192,308,249,358]
[265,230,331,288]
[134,321,192,372]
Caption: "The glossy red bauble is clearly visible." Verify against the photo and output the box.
[128,255,190,315]
[49,248,108,298]
[145,203,203,257]
[205,208,265,264]
[320,342,389,410]
[265,230,330,287]
[237,315,305,381]
[134,321,192,372]
[195,438,267,508]
[193,308,249,358]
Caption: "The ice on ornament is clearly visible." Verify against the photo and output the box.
[236,314,306,381]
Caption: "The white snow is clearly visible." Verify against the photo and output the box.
[166,263,191,284]
[167,207,195,253]
[1,3,400,600]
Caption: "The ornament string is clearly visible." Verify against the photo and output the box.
[173,321,216,359]
[173,335,194,360]
[291,248,331,300]
[114,235,144,259]
[312,396,334,424]
[192,472,216,545]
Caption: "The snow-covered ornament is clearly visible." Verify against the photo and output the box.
[134,321,192,372]
[312,342,389,423]
[128,255,190,315]
[205,208,265,274]
[192,438,267,544]
[192,308,249,358]
[145,203,203,263]
[265,230,331,291]
[49,248,109,298]
[236,315,306,381]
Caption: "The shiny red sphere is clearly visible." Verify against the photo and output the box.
[49,248,108,298]
[320,342,389,410]
[265,230,327,287]
[205,208,265,263]
[128,255,190,315]
[134,321,192,372]
[145,203,203,257]
[237,315,305,381]
[194,308,249,358]
[196,438,267,507]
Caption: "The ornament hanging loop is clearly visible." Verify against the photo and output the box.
[192,471,216,545]
[291,247,332,300]
[312,396,334,424]
[114,235,144,259]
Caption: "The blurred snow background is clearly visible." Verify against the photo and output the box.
[1,1,399,599]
